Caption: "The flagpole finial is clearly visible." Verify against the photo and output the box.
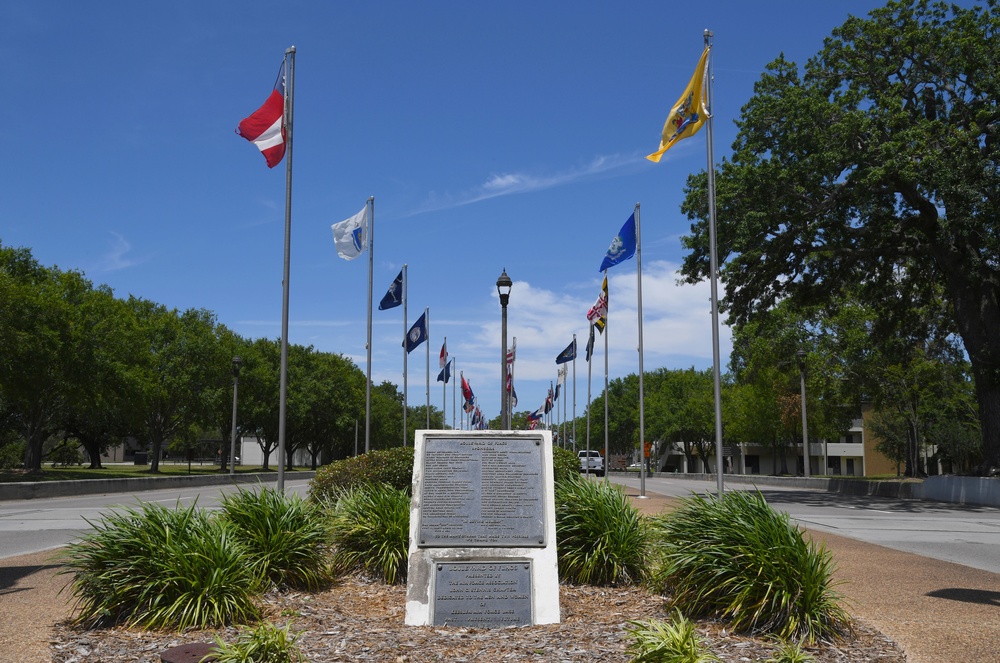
[286,45,296,54]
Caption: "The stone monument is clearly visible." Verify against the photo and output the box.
[404,429,560,627]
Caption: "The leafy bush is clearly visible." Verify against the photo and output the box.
[325,482,410,584]
[49,442,83,467]
[0,440,24,469]
[552,446,578,484]
[555,476,648,585]
[625,611,720,663]
[219,485,331,590]
[62,502,261,629]
[648,490,850,642]
[309,446,414,502]
[212,622,305,663]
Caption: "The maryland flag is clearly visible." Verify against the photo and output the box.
[586,276,608,333]
[646,46,710,163]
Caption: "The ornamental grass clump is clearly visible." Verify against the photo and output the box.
[219,485,331,590]
[61,501,261,629]
[625,611,720,663]
[555,476,649,585]
[325,482,411,584]
[212,621,305,663]
[648,490,850,642]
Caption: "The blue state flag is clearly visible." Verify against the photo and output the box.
[555,339,576,364]
[599,212,637,271]
[379,270,403,310]
[436,359,452,383]
[404,312,427,353]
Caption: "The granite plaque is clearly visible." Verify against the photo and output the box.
[433,562,532,627]
[418,436,545,547]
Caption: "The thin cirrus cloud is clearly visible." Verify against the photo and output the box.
[406,153,642,216]
[94,232,144,273]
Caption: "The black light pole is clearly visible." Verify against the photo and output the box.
[496,269,513,430]
[229,356,242,476]
[796,349,810,478]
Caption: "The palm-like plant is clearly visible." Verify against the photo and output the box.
[61,501,261,629]
[325,483,411,584]
[219,485,331,590]
[648,490,850,641]
[555,477,648,585]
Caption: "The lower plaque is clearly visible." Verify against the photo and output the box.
[433,562,532,627]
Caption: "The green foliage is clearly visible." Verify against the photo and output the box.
[0,441,24,469]
[625,611,720,663]
[552,446,578,484]
[325,482,411,584]
[61,501,261,629]
[764,637,816,663]
[48,441,84,467]
[648,491,849,641]
[212,622,305,663]
[308,446,414,502]
[219,485,331,590]
[554,477,648,585]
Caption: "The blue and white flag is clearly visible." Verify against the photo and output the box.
[403,311,427,353]
[332,206,368,261]
[378,270,403,310]
[555,339,576,364]
[599,212,637,271]
[436,358,452,384]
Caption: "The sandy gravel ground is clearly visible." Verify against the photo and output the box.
[1,491,997,662]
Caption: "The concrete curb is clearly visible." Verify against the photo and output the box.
[647,472,1000,508]
[0,471,316,501]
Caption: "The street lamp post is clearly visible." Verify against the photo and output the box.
[229,356,242,476]
[496,269,512,430]
[796,349,810,478]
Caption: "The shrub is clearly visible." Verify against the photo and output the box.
[49,442,83,467]
[212,622,305,663]
[219,485,331,590]
[552,446,578,484]
[647,490,850,642]
[0,440,24,469]
[61,501,261,629]
[555,476,648,585]
[326,482,410,584]
[308,446,414,502]
[625,611,720,663]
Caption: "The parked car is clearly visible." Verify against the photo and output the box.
[578,449,604,476]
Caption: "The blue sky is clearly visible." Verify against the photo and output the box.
[0,1,940,426]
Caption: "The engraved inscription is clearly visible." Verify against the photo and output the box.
[418,437,544,547]
[433,562,532,627]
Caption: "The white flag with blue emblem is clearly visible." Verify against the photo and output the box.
[332,206,368,261]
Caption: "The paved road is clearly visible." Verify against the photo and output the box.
[609,473,1000,575]
[0,478,311,560]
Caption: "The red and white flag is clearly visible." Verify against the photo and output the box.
[236,64,286,168]
[439,339,448,370]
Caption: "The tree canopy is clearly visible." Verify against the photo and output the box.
[681,0,1000,470]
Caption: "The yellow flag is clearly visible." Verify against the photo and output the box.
[646,46,710,163]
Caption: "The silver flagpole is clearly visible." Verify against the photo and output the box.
[635,202,647,498]
[572,333,577,451]
[425,307,431,428]
[561,370,567,448]
[603,269,610,482]
[276,45,295,493]
[704,30,725,494]
[402,265,408,446]
[452,359,456,429]
[442,337,447,428]
[364,196,374,455]
[586,327,593,472]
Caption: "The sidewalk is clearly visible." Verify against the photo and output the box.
[623,490,1000,663]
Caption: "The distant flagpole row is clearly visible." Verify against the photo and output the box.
[237,38,721,483]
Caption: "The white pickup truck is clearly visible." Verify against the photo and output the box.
[578,449,604,476]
